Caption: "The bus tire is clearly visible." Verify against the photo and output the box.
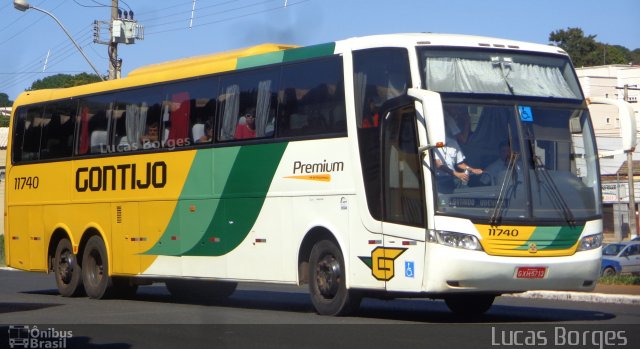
[308,240,360,316]
[444,294,495,315]
[53,238,84,297]
[166,279,237,302]
[82,235,114,299]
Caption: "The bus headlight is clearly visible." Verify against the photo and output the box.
[427,230,483,251]
[577,233,603,251]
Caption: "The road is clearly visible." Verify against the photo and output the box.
[1,269,639,348]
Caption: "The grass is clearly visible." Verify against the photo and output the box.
[598,274,640,285]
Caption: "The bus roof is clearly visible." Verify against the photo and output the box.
[13,33,569,106]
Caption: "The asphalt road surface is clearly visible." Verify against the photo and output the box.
[1,269,639,348]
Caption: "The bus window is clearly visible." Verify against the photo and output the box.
[383,105,425,227]
[77,94,115,155]
[112,87,164,152]
[277,56,346,138]
[353,48,411,221]
[217,67,279,142]
[40,100,77,160]
[12,106,44,162]
[163,77,219,147]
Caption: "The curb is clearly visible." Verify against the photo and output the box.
[506,291,640,305]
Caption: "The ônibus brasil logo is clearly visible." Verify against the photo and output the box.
[8,325,72,349]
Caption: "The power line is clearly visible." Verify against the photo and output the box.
[146,0,310,35]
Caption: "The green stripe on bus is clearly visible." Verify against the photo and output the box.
[144,148,239,255]
[183,142,288,256]
[145,142,288,257]
[236,51,286,70]
[515,226,583,251]
[235,43,336,70]
[283,43,336,62]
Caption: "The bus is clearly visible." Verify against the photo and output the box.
[5,33,637,316]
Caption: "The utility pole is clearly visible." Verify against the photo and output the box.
[108,0,119,80]
[94,0,143,80]
[624,84,638,238]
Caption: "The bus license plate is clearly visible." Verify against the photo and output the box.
[515,267,546,279]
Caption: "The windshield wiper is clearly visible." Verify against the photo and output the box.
[489,151,520,225]
[532,154,576,226]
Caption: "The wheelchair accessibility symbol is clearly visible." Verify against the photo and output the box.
[405,261,414,278]
[518,106,533,123]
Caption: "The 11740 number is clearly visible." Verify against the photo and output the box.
[487,228,519,237]
[14,176,40,190]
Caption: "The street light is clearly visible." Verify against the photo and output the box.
[14,0,104,81]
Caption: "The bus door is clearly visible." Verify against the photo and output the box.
[380,102,427,292]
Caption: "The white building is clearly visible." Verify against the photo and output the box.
[576,65,640,238]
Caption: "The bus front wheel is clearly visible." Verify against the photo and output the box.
[308,240,360,316]
[82,235,114,299]
[53,238,84,297]
[444,294,495,315]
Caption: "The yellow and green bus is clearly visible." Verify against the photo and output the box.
[5,33,636,316]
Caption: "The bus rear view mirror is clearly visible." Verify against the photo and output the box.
[588,97,637,152]
[407,88,446,150]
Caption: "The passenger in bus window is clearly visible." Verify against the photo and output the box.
[235,110,256,139]
[444,104,471,145]
[479,141,520,186]
[362,98,379,128]
[196,121,213,143]
[141,122,160,149]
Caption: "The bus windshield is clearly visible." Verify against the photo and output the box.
[420,49,583,100]
[432,101,601,224]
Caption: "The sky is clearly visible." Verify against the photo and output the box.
[1,0,639,101]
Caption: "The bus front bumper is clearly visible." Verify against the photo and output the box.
[422,243,601,294]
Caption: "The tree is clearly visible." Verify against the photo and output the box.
[28,73,102,91]
[628,49,640,65]
[0,93,11,127]
[0,93,12,107]
[549,27,600,67]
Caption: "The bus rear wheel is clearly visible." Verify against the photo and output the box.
[53,238,84,297]
[308,240,360,316]
[444,294,495,315]
[82,235,115,299]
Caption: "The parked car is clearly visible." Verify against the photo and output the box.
[600,258,622,276]
[631,236,640,241]
[601,242,640,275]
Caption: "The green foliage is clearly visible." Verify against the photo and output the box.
[0,93,12,107]
[599,275,640,285]
[28,73,102,91]
[549,27,638,67]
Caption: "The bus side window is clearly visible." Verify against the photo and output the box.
[217,67,278,142]
[163,76,219,147]
[76,94,114,156]
[40,100,77,160]
[277,56,345,137]
[12,107,40,163]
